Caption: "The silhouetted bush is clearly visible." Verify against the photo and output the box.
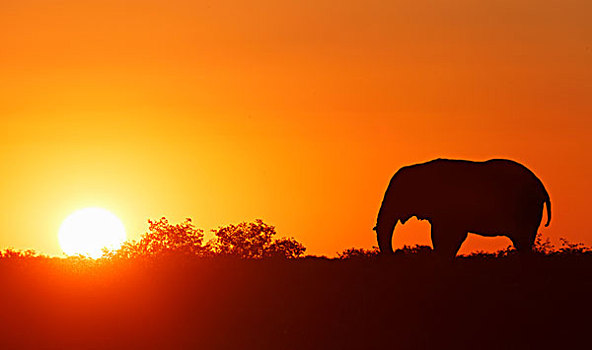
[265,237,307,259]
[394,244,433,256]
[207,219,306,259]
[105,218,306,259]
[0,248,39,259]
[463,246,514,259]
[556,237,591,255]
[337,245,436,259]
[206,219,274,258]
[337,247,380,259]
[105,217,205,258]
[533,232,555,255]
[462,233,592,259]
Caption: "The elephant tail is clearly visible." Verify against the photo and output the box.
[543,187,551,227]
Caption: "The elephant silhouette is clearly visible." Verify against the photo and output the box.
[374,159,551,258]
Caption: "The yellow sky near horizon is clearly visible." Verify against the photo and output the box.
[1,0,590,256]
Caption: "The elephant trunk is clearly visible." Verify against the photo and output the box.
[375,177,401,255]
[374,219,397,255]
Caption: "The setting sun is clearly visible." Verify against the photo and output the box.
[58,208,126,258]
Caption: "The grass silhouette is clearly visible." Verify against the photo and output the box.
[0,221,590,349]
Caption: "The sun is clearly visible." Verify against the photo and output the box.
[58,207,126,258]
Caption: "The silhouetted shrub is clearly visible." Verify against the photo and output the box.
[394,244,433,256]
[266,237,307,259]
[104,218,306,259]
[207,219,306,259]
[337,247,380,259]
[533,233,555,255]
[557,238,591,255]
[0,248,39,259]
[462,234,591,258]
[494,245,516,258]
[463,250,497,259]
[462,245,515,259]
[105,218,205,258]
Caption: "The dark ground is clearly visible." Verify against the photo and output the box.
[0,255,590,349]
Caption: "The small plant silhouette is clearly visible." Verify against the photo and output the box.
[533,232,555,255]
[394,245,433,256]
[0,248,38,259]
[337,247,380,259]
[557,237,591,255]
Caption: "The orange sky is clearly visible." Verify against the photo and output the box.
[1,0,590,256]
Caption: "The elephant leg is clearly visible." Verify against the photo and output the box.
[510,227,538,254]
[430,223,468,259]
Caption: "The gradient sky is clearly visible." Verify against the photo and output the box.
[1,0,590,256]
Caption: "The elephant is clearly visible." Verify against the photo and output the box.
[374,159,551,258]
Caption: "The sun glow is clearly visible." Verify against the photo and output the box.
[58,207,126,258]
